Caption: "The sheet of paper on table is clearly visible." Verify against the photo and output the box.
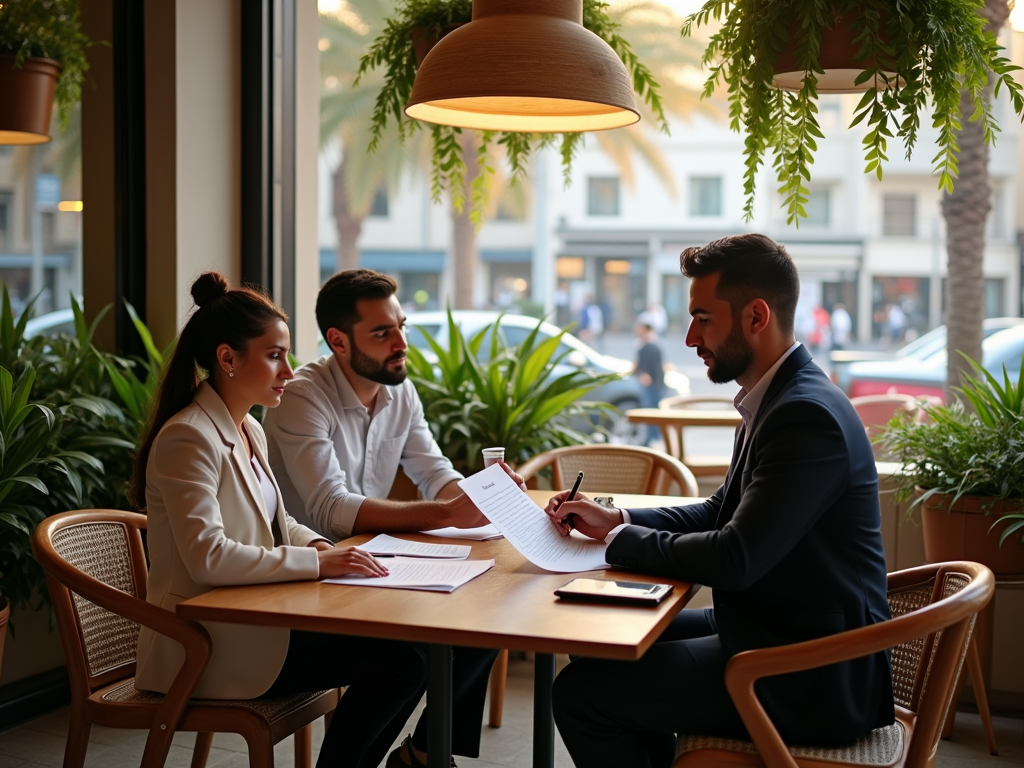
[323,557,495,592]
[357,533,471,560]
[458,464,609,573]
[422,524,504,541]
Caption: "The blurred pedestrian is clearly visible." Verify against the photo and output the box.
[633,314,666,446]
[831,303,852,350]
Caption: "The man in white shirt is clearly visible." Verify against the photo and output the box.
[264,269,498,768]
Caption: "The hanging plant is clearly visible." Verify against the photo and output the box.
[682,0,1024,224]
[355,0,668,222]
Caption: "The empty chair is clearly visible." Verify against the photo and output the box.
[656,394,739,477]
[32,509,339,768]
[673,561,995,768]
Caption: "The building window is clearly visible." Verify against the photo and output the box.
[805,188,831,227]
[495,199,524,221]
[882,194,916,236]
[987,182,1007,240]
[369,187,388,217]
[0,192,10,250]
[587,177,619,216]
[690,176,722,217]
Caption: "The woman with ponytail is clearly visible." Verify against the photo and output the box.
[133,273,431,768]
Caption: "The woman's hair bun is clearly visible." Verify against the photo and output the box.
[191,272,229,307]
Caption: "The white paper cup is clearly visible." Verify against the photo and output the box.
[481,447,505,467]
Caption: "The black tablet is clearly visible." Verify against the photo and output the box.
[554,578,673,606]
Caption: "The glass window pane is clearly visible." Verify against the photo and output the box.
[883,194,916,236]
[588,177,619,216]
[690,177,722,217]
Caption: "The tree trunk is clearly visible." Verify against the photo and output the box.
[941,0,1009,395]
[332,153,364,273]
[451,132,481,310]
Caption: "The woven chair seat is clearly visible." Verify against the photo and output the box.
[99,678,333,723]
[676,722,905,766]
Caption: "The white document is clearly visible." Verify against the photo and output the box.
[423,524,504,541]
[458,464,609,573]
[323,557,494,592]
[357,533,471,560]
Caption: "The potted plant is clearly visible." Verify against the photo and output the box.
[355,0,668,220]
[405,309,620,473]
[681,0,1024,223]
[0,0,89,143]
[875,355,1024,575]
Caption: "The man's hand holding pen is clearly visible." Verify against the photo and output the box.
[543,486,624,543]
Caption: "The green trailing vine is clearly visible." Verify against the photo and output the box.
[683,0,1024,225]
[356,0,667,223]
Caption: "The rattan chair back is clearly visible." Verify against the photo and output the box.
[517,444,699,496]
[673,561,995,768]
[32,509,338,768]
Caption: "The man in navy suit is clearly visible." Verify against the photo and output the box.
[545,234,894,768]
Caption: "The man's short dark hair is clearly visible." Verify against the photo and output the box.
[680,234,799,335]
[316,269,398,340]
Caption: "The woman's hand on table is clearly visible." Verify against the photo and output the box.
[315,545,390,578]
[544,491,623,542]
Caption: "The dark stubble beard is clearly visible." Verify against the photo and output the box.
[706,321,755,384]
[349,336,408,386]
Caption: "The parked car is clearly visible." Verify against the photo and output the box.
[832,317,1024,395]
[318,310,690,443]
[845,324,1024,400]
[23,308,77,338]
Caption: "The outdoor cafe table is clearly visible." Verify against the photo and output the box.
[626,407,743,476]
[177,490,701,768]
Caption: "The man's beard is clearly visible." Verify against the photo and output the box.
[704,322,754,384]
[350,337,407,385]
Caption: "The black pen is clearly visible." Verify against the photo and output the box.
[561,471,584,530]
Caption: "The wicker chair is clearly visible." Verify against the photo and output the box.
[673,561,995,768]
[655,394,738,477]
[32,509,340,768]
[517,444,699,497]
[482,445,700,728]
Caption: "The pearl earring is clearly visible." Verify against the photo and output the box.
[229,366,235,378]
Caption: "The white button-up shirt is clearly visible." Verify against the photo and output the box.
[264,355,463,540]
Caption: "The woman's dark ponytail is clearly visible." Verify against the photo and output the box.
[129,272,286,510]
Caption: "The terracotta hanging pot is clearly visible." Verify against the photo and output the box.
[0,596,9,680]
[410,24,466,67]
[917,489,1024,577]
[772,12,899,93]
[0,55,61,145]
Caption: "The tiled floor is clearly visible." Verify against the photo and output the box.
[0,655,1021,767]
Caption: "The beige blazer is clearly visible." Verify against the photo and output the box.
[135,382,324,699]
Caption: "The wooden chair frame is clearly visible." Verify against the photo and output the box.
[517,443,699,498]
[32,509,338,768]
[673,561,995,768]
[653,394,738,477]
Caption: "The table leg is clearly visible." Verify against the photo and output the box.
[533,652,556,768]
[428,644,453,768]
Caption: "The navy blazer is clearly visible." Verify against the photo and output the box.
[607,345,894,745]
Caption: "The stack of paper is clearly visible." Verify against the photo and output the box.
[324,557,495,592]
[357,533,471,560]
[458,464,609,573]
[422,524,504,541]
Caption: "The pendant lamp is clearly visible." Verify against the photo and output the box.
[404,0,640,133]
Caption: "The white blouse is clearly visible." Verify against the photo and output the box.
[250,456,278,526]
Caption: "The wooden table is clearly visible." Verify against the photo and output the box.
[626,407,742,477]
[178,490,699,768]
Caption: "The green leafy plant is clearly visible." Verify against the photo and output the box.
[405,310,620,473]
[875,354,1024,544]
[355,0,668,220]
[682,0,1024,223]
[0,288,163,618]
[0,0,91,129]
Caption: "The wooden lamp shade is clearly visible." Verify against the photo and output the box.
[405,0,640,133]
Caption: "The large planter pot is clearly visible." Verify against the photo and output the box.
[772,12,898,93]
[918,489,1024,576]
[0,55,61,145]
[0,597,9,680]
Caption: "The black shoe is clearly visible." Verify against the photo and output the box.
[384,736,458,768]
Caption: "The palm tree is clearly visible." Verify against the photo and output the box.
[320,1,429,273]
[941,0,1011,394]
